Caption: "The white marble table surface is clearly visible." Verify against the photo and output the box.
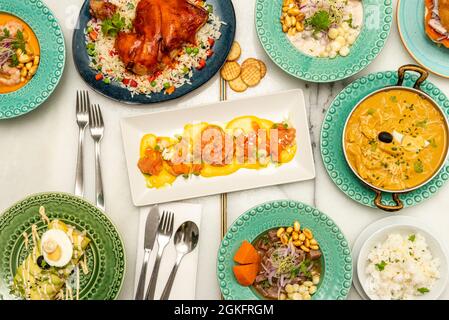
[1,0,449,300]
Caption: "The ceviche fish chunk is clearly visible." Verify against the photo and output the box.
[365,233,440,300]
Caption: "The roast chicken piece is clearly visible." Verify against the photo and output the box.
[115,0,209,76]
[89,0,117,20]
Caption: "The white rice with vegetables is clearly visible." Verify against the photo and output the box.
[85,0,222,96]
[365,233,440,300]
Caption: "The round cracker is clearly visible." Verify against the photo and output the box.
[229,76,248,93]
[220,61,241,81]
[241,58,261,70]
[258,60,267,78]
[241,65,261,87]
[227,41,241,61]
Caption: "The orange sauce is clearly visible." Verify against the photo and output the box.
[0,13,40,94]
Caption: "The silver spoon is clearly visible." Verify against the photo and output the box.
[160,221,199,300]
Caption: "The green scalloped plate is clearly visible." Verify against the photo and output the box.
[217,200,352,300]
[320,71,449,209]
[0,193,126,300]
[0,0,65,120]
[255,0,393,82]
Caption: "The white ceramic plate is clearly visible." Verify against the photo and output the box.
[353,216,449,300]
[121,89,315,206]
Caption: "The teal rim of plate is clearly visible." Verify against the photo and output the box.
[255,0,393,83]
[0,0,66,120]
[397,0,449,78]
[320,70,449,209]
[0,192,126,300]
[217,200,352,300]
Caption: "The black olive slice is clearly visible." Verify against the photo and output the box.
[378,131,393,143]
[36,255,50,270]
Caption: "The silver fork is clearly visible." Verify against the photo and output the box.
[145,211,174,300]
[89,104,105,211]
[75,91,89,197]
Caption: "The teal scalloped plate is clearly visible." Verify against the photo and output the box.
[255,0,393,82]
[217,200,352,300]
[320,71,449,209]
[0,193,126,300]
[397,0,449,78]
[0,0,65,120]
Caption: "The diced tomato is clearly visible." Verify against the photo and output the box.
[207,37,215,47]
[148,75,157,82]
[130,80,138,87]
[196,59,206,70]
[122,78,130,85]
[206,49,214,58]
[109,50,116,57]
[89,31,98,41]
[95,73,104,81]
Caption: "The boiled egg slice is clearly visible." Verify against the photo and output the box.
[41,229,73,267]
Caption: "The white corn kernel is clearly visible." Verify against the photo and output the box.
[328,28,339,39]
[347,34,357,45]
[339,46,350,57]
[303,293,312,300]
[298,285,307,293]
[331,41,342,52]
[312,275,320,284]
[309,286,317,294]
[291,293,302,300]
[304,281,313,287]
[279,293,287,300]
[335,36,346,46]
[292,283,300,292]
[285,284,294,293]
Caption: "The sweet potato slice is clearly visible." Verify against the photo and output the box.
[233,263,259,286]
[233,240,260,265]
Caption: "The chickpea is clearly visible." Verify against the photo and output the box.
[276,228,285,238]
[298,233,306,241]
[20,68,28,77]
[286,227,293,234]
[292,232,299,240]
[296,22,304,32]
[293,240,303,247]
[300,245,310,252]
[293,221,300,232]
[304,238,310,248]
[28,65,38,77]
[303,228,313,240]
[310,244,320,250]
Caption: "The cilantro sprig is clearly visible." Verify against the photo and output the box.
[305,10,331,33]
[101,13,126,37]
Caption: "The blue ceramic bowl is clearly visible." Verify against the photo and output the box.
[72,0,236,104]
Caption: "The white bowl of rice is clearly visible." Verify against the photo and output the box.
[357,221,448,300]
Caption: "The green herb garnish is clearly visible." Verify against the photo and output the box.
[306,10,331,33]
[101,13,126,37]
[417,287,429,294]
[414,160,424,173]
[375,260,387,271]
[408,234,416,242]
[416,119,428,128]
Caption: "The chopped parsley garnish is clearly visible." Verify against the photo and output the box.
[414,160,424,173]
[305,10,331,33]
[101,13,126,37]
[389,95,398,103]
[367,108,376,115]
[417,287,429,294]
[375,260,387,271]
[415,119,428,128]
[408,234,416,242]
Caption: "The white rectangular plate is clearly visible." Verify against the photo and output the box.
[121,89,315,206]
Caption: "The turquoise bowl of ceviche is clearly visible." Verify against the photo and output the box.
[217,200,352,300]
[0,0,65,120]
[72,0,236,104]
[255,0,393,82]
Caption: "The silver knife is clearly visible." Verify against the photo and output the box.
[134,205,160,300]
